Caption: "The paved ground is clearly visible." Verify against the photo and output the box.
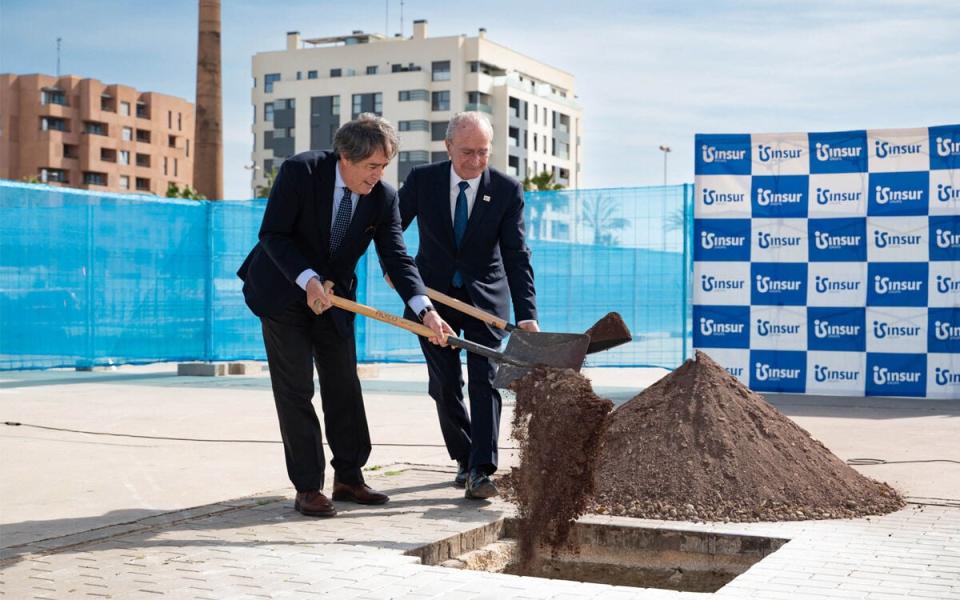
[1,362,959,598]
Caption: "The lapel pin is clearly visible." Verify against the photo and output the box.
[482,195,491,203]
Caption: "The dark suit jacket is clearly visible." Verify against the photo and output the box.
[398,161,537,326]
[238,151,426,336]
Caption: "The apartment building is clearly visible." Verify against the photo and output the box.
[250,20,581,193]
[0,73,194,195]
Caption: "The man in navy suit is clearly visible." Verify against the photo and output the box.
[395,112,539,499]
[238,114,450,517]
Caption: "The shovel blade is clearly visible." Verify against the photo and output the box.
[584,312,633,354]
[492,331,590,389]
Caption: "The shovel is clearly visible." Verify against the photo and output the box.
[424,287,632,354]
[320,295,590,388]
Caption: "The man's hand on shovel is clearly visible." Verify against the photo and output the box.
[308,277,335,314]
[422,310,452,347]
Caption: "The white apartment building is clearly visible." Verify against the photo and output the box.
[250,20,582,194]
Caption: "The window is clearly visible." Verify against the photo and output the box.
[40,168,68,183]
[136,153,151,167]
[391,63,422,73]
[533,103,538,124]
[398,89,428,102]
[100,95,114,112]
[83,172,107,186]
[431,121,447,142]
[366,65,378,75]
[308,70,318,79]
[119,150,130,165]
[264,73,281,93]
[120,101,131,116]
[136,177,150,191]
[168,135,177,148]
[174,158,178,177]
[40,117,68,132]
[331,96,340,116]
[351,92,382,118]
[63,143,78,158]
[533,135,538,152]
[122,126,132,141]
[431,60,451,81]
[264,102,274,122]
[431,90,450,111]
[399,150,429,162]
[168,111,173,129]
[177,112,182,131]
[136,102,149,118]
[136,129,151,143]
[163,156,168,175]
[119,175,130,190]
[431,151,448,163]
[84,121,107,136]
[186,139,190,157]
[330,68,342,78]
[296,71,302,80]
[41,89,67,106]
[398,120,429,132]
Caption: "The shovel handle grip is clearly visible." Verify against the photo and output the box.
[425,287,513,331]
[326,295,435,338]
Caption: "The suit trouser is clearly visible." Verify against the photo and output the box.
[261,301,368,492]
[411,286,504,475]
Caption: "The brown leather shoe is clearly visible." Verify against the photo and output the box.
[332,479,389,505]
[294,491,337,517]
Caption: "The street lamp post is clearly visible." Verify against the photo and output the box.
[658,145,671,186]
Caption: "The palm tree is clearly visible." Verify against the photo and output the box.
[581,194,629,246]
[522,170,564,191]
[255,167,279,198]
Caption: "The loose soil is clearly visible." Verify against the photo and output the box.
[508,368,613,567]
[591,350,905,522]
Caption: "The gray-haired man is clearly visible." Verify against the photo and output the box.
[238,114,451,517]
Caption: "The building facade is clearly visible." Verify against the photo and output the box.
[250,20,582,194]
[0,74,195,195]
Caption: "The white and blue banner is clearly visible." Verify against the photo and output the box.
[694,124,960,398]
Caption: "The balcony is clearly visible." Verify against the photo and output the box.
[464,103,492,114]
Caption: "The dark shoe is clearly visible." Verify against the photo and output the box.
[465,469,498,500]
[294,491,337,517]
[332,479,389,505]
[454,461,469,488]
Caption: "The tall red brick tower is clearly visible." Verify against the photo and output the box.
[193,0,223,200]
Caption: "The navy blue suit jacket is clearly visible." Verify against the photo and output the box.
[398,161,537,326]
[238,151,427,336]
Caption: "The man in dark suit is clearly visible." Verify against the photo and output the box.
[238,114,450,517]
[395,112,539,499]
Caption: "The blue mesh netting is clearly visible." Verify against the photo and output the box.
[0,180,692,370]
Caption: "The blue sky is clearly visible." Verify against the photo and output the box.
[2,0,957,199]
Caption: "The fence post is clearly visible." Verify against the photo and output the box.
[680,183,693,363]
[204,200,214,362]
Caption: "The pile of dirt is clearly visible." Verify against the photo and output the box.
[508,368,613,567]
[592,351,905,522]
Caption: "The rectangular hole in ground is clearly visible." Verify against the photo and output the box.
[407,518,789,593]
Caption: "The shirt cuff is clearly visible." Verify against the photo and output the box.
[517,319,537,327]
[408,295,432,316]
[296,269,321,291]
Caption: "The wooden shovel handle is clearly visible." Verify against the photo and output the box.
[425,287,512,331]
[324,295,436,338]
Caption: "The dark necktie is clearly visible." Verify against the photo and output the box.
[329,186,352,253]
[452,181,469,287]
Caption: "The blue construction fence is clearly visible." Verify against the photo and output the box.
[0,180,694,371]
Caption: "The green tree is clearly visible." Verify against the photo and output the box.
[255,167,279,198]
[166,182,206,200]
[581,194,629,246]
[522,170,564,191]
[21,175,41,184]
